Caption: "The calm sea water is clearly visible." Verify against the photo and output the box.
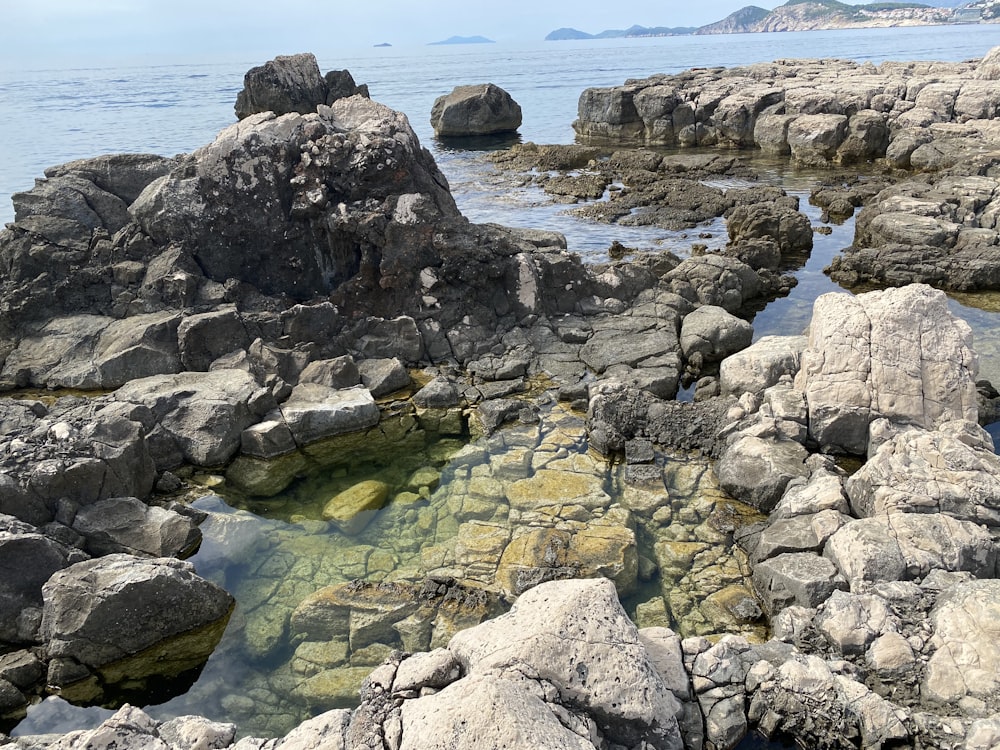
[5,24,1000,744]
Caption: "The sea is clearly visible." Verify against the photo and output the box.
[4,23,1000,745]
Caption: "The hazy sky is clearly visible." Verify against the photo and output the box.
[1,0,798,66]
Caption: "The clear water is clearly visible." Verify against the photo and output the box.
[6,24,1000,744]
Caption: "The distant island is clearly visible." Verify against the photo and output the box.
[429,35,495,45]
[545,24,695,40]
[546,0,999,38]
[373,42,392,47]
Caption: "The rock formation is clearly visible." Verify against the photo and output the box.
[430,84,522,137]
[3,49,1000,750]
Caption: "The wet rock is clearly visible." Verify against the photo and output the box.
[430,84,522,137]
[41,554,233,698]
[322,480,391,535]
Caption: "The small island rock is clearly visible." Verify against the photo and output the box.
[430,83,522,137]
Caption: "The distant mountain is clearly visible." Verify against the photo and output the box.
[695,6,771,34]
[429,35,495,45]
[545,27,595,40]
[547,0,985,41]
[545,24,696,40]
[373,42,392,47]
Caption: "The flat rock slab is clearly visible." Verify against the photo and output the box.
[278,384,379,446]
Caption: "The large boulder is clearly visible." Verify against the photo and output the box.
[71,496,202,558]
[794,285,978,455]
[0,529,89,644]
[131,96,458,301]
[430,84,522,137]
[113,369,266,468]
[41,554,234,699]
[447,578,683,749]
[234,53,365,119]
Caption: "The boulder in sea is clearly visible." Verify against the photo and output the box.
[430,83,522,137]
[234,52,369,120]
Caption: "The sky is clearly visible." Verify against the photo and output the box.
[0,0,803,66]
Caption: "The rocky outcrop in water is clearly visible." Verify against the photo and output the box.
[430,83,522,137]
[234,53,369,120]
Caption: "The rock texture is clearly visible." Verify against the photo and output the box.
[234,53,369,120]
[430,84,522,137]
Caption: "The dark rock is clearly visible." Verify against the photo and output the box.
[235,52,328,119]
[431,84,522,137]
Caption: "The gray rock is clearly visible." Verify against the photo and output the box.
[298,356,362,389]
[795,285,978,455]
[41,554,233,685]
[752,552,847,616]
[814,590,898,656]
[719,335,807,398]
[448,578,683,749]
[824,514,997,590]
[399,672,595,750]
[235,53,329,119]
[413,377,461,408]
[679,306,753,365]
[750,510,850,564]
[716,435,809,513]
[358,358,411,397]
[277,384,379,445]
[787,114,849,165]
[275,708,350,749]
[0,531,89,643]
[665,255,762,314]
[178,308,250,371]
[847,422,1000,525]
[158,715,237,749]
[430,84,522,137]
[924,579,1000,711]
[71,496,201,559]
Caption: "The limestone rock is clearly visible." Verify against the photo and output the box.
[716,435,809,513]
[448,578,683,749]
[322,480,391,535]
[41,554,233,695]
[430,84,522,137]
[752,552,846,616]
[924,579,1000,711]
[719,335,807,397]
[846,422,1000,526]
[824,514,997,590]
[795,285,978,455]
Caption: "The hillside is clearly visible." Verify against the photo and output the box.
[695,5,771,34]
[546,0,988,40]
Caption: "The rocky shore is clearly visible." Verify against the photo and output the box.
[2,49,1000,749]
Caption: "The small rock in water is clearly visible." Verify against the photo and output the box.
[322,480,391,535]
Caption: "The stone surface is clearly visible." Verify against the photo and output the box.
[824,514,997,590]
[449,578,683,749]
[430,84,522,137]
[321,480,391,535]
[795,285,978,455]
[752,552,846,615]
[41,554,233,688]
